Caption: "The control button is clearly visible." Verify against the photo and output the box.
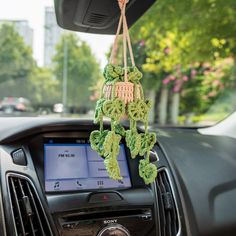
[53,181,60,190]
[141,214,152,221]
[11,149,27,166]
[76,180,83,187]
[97,224,130,236]
[97,180,104,187]
[62,223,76,229]
[89,193,122,203]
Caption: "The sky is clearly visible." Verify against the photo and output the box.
[0,0,114,68]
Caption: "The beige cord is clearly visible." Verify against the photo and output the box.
[109,0,135,80]
[124,15,135,66]
[109,13,123,64]
[122,3,128,82]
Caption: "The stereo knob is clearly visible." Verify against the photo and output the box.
[97,224,130,236]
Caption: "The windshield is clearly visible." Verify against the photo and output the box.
[0,0,235,126]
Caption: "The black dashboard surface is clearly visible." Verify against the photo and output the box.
[157,130,236,236]
[0,117,98,143]
[0,117,235,236]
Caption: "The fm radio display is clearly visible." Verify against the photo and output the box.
[44,140,131,192]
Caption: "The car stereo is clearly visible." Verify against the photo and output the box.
[58,208,155,236]
[44,138,132,192]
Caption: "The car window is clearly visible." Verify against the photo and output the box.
[0,0,235,126]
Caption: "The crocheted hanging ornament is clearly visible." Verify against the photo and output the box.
[89,0,157,184]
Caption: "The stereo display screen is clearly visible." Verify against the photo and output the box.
[44,139,131,192]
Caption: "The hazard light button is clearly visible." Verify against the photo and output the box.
[89,193,122,203]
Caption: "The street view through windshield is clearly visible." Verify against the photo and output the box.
[0,0,235,126]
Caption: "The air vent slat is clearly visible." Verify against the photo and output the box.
[29,219,36,236]
[156,169,179,236]
[166,213,172,236]
[156,183,166,236]
[8,175,52,236]
[26,182,46,236]
[162,173,178,233]
[10,178,26,236]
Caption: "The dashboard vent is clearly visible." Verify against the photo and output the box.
[156,169,179,236]
[8,174,52,236]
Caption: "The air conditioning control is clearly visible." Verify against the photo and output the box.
[97,224,130,236]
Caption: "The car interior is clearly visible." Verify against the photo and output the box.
[0,0,236,236]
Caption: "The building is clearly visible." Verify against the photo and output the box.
[44,6,63,66]
[0,20,33,48]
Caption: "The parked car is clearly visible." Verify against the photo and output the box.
[0,97,33,113]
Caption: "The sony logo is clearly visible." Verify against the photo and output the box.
[104,219,117,224]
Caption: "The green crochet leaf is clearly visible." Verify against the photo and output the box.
[128,99,150,122]
[103,98,125,121]
[114,66,123,76]
[139,132,157,156]
[103,64,124,82]
[114,123,126,137]
[103,131,121,157]
[94,98,106,123]
[127,66,143,83]
[125,130,141,159]
[89,130,109,157]
[139,159,157,184]
[139,159,148,179]
[103,131,122,180]
[104,155,123,180]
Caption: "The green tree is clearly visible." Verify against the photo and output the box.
[53,33,101,109]
[0,24,38,104]
[28,68,61,105]
[131,0,236,61]
[0,24,35,84]
[128,0,236,124]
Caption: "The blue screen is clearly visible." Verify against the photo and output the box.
[44,143,131,192]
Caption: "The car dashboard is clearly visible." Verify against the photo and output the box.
[0,118,235,236]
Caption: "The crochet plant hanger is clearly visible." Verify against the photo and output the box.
[90,0,157,184]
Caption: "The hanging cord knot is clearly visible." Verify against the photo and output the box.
[118,0,129,9]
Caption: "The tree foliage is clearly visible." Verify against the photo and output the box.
[126,0,236,124]
[28,68,60,105]
[0,24,61,109]
[0,24,35,83]
[131,0,236,62]
[53,33,101,108]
